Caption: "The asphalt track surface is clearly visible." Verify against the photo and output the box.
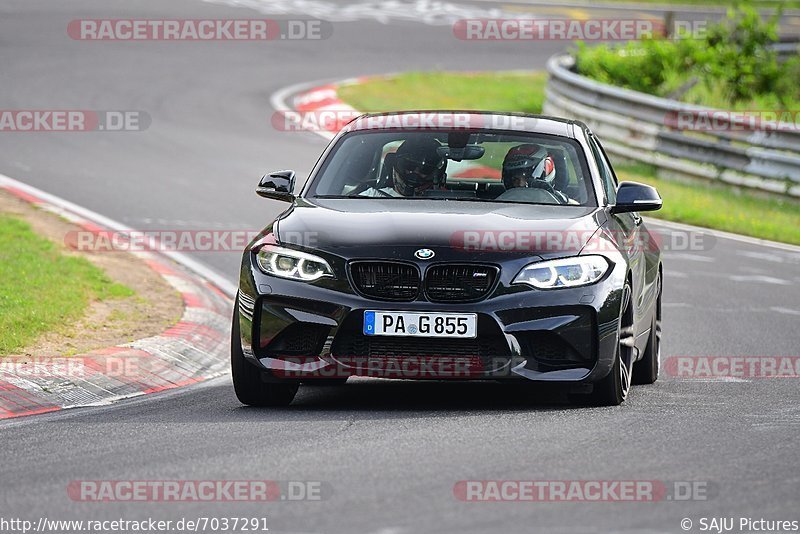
[1,1,799,533]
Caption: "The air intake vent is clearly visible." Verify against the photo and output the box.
[349,261,420,301]
[425,264,498,302]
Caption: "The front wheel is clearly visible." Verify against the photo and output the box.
[632,273,661,385]
[572,282,634,406]
[231,295,299,407]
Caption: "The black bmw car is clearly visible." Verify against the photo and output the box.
[233,111,663,406]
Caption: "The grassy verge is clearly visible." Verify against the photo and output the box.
[0,215,132,354]
[616,163,800,244]
[338,72,548,114]
[337,71,800,244]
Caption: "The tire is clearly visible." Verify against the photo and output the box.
[632,274,661,385]
[231,295,299,407]
[571,282,634,407]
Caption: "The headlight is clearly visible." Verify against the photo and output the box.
[513,256,610,289]
[255,245,333,281]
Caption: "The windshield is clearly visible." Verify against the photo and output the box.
[306,130,596,206]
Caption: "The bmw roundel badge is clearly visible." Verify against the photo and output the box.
[414,248,435,260]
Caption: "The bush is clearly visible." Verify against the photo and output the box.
[573,2,797,109]
[575,37,702,95]
[774,55,800,108]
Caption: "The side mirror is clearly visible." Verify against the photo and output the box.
[611,181,662,214]
[256,170,296,202]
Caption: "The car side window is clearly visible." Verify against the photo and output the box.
[588,135,617,205]
[595,138,620,190]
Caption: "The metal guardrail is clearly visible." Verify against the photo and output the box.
[543,53,800,198]
[775,41,800,62]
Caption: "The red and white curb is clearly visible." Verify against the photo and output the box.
[270,77,366,142]
[0,173,235,420]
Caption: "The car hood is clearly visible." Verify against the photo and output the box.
[276,198,605,260]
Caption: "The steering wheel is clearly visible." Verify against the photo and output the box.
[347,180,396,197]
[527,179,559,196]
[495,186,562,204]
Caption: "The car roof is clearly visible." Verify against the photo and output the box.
[339,110,586,138]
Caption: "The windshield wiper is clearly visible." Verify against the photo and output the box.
[313,195,372,199]
[313,195,432,200]
[313,195,570,206]
[446,197,563,206]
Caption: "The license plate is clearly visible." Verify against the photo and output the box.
[363,311,477,338]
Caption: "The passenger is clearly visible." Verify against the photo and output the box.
[501,143,569,203]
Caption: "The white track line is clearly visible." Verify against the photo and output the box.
[645,217,800,254]
[0,173,238,298]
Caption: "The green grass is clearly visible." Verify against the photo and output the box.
[337,72,547,115]
[616,162,800,244]
[0,215,133,355]
[338,71,800,245]
[598,0,799,6]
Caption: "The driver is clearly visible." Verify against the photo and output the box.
[360,137,447,197]
[501,143,569,203]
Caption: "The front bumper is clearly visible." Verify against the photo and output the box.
[236,255,626,383]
